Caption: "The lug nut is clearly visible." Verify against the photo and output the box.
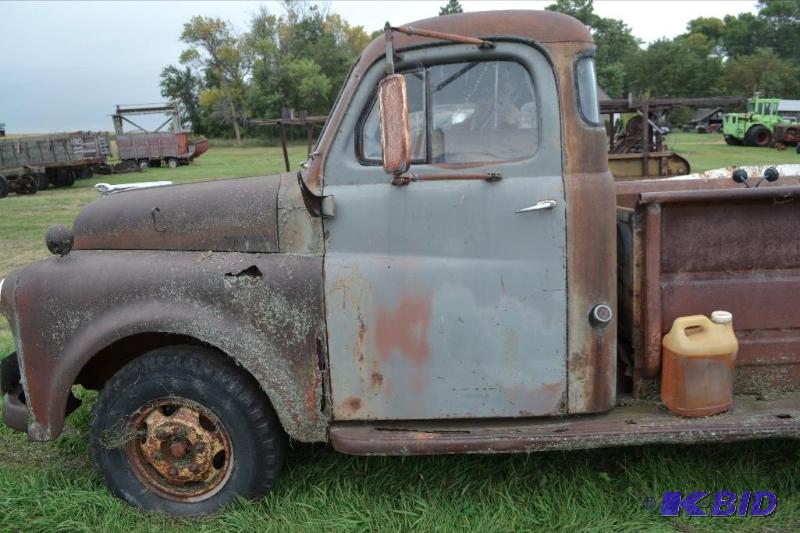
[194,442,205,453]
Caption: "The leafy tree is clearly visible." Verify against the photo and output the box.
[757,0,800,62]
[179,16,250,141]
[439,0,463,15]
[625,34,723,97]
[722,48,800,98]
[159,65,203,133]
[546,0,640,97]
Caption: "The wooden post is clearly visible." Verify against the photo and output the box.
[641,100,650,178]
[278,120,290,172]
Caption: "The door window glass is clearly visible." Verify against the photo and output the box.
[360,61,538,165]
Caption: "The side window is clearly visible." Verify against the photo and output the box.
[362,71,426,162]
[575,56,600,125]
[360,61,538,165]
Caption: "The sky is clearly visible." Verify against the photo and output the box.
[0,0,759,133]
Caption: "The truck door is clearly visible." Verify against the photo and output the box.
[323,43,566,420]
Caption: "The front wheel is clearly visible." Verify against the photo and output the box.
[744,125,772,147]
[167,158,178,169]
[90,346,286,516]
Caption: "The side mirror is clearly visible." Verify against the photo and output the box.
[378,74,411,176]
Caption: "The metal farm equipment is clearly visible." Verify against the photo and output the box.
[0,131,111,198]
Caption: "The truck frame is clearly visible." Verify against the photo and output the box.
[1,11,798,516]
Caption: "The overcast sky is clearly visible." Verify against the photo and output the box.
[1,0,758,133]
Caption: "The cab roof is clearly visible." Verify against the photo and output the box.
[360,10,593,63]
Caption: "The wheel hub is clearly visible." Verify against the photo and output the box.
[127,398,233,501]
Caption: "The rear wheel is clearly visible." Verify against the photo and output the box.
[90,346,286,516]
[35,173,49,191]
[138,159,150,171]
[17,174,39,195]
[0,175,9,199]
[744,125,772,147]
[167,158,178,169]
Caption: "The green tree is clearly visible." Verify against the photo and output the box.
[159,65,203,133]
[625,34,723,97]
[439,0,463,15]
[722,48,800,98]
[758,0,800,62]
[179,16,250,142]
[547,0,640,97]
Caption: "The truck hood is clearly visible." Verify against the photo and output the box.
[73,175,281,253]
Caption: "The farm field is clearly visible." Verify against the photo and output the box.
[0,136,799,531]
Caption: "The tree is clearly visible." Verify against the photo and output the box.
[439,0,463,15]
[722,48,800,98]
[547,0,640,97]
[757,0,800,62]
[625,34,723,98]
[179,16,250,142]
[159,65,203,133]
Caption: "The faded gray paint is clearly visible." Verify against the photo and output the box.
[323,42,568,420]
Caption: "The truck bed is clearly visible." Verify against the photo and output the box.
[616,168,800,398]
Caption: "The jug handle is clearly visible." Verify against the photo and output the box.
[672,315,712,341]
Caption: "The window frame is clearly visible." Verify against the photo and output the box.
[573,53,602,127]
[356,58,539,167]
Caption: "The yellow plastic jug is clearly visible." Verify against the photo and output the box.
[661,311,738,417]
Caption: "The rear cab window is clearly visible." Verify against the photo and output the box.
[574,56,600,125]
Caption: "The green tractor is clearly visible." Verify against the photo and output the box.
[722,95,797,147]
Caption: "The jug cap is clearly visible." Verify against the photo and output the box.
[711,310,733,324]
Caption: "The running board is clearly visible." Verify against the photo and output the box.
[330,394,800,455]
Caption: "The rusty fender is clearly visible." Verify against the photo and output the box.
[6,250,328,442]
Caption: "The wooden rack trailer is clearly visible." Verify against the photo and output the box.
[112,103,208,170]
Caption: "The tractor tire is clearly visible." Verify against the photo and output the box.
[0,175,9,199]
[167,158,179,169]
[724,135,742,146]
[90,345,286,516]
[744,125,772,148]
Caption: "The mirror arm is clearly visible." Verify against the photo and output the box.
[384,22,396,75]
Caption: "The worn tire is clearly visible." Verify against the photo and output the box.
[0,175,9,199]
[167,158,178,169]
[744,125,772,147]
[35,173,49,191]
[724,135,742,146]
[138,159,150,170]
[90,345,286,516]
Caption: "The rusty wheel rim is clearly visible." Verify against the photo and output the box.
[126,397,233,502]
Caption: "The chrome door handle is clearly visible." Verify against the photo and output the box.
[516,199,557,213]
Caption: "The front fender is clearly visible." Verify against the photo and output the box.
[11,250,328,442]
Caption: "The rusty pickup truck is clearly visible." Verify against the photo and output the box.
[1,11,798,516]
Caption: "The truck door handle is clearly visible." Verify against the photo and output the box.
[516,199,557,213]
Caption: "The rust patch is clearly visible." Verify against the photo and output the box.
[374,292,432,364]
[343,396,362,413]
[371,372,384,388]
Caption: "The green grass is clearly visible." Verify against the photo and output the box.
[1,136,799,531]
[667,132,800,172]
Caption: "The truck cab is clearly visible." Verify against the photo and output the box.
[1,11,798,516]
